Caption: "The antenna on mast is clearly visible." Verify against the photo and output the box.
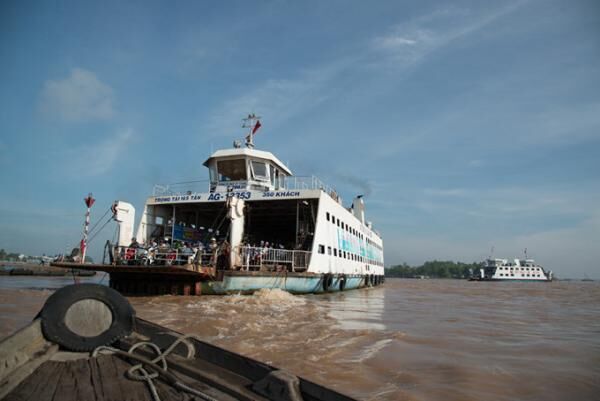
[524,247,528,260]
[242,113,261,148]
[489,246,495,260]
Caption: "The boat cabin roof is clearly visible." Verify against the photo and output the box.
[203,148,293,176]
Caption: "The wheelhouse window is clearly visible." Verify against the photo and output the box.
[270,165,276,186]
[217,159,247,181]
[251,160,268,181]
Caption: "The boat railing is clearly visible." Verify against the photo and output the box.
[112,246,215,267]
[152,175,339,199]
[237,246,311,272]
[153,181,209,196]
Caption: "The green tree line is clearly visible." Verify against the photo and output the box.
[0,249,23,261]
[385,260,480,279]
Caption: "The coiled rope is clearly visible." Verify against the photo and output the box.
[92,335,218,401]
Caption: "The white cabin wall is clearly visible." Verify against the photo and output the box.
[134,205,149,245]
[135,204,173,244]
[308,193,384,275]
[114,201,136,247]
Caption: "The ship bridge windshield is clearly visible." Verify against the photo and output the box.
[217,159,247,181]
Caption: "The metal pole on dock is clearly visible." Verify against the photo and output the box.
[81,193,95,264]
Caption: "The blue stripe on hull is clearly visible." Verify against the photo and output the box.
[203,274,376,294]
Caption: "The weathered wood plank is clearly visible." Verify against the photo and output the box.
[51,361,77,401]
[110,355,152,401]
[0,343,59,400]
[5,361,65,401]
[96,355,125,401]
[69,359,97,401]
[89,355,105,401]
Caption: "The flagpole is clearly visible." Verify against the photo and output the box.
[242,113,261,148]
[82,193,95,264]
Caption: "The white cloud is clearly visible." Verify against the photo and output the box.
[40,68,115,122]
[67,128,135,176]
[205,4,528,143]
[203,59,349,137]
[373,35,418,49]
[370,3,525,67]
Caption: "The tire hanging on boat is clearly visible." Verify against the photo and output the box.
[39,283,135,352]
[322,273,333,291]
[339,274,346,291]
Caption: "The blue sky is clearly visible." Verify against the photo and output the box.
[1,0,599,278]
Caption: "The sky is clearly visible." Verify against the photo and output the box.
[0,0,599,278]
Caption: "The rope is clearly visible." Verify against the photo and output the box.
[87,218,113,244]
[93,335,218,401]
[87,207,112,236]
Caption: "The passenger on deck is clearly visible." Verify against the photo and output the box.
[216,240,231,271]
[181,242,194,264]
[129,237,140,248]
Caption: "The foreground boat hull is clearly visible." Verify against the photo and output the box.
[0,284,359,401]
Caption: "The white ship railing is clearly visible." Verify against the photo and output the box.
[153,181,209,196]
[238,246,311,272]
[153,176,336,197]
[112,246,211,266]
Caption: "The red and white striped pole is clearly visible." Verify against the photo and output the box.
[81,193,95,264]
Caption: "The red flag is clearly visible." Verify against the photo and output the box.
[252,120,262,134]
[84,194,95,208]
[80,239,86,256]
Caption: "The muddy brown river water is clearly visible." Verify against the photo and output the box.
[1,277,599,400]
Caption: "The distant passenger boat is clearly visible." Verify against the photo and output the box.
[470,258,553,281]
[53,114,385,294]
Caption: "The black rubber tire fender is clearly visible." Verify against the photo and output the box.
[339,275,346,291]
[40,283,135,352]
[322,273,334,292]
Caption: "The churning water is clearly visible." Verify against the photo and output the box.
[1,277,599,400]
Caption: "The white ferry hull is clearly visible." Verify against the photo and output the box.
[203,272,384,295]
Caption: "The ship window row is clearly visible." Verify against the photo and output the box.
[326,212,365,240]
[325,212,383,250]
[498,267,540,271]
[318,243,383,267]
[499,273,541,277]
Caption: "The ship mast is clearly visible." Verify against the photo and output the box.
[242,113,261,148]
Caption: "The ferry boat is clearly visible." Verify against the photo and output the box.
[470,258,553,281]
[54,114,385,295]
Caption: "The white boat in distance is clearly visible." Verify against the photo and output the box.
[84,114,385,295]
[471,258,553,281]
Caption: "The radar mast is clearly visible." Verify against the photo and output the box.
[242,113,262,148]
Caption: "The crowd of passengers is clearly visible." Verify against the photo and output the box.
[117,236,291,270]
